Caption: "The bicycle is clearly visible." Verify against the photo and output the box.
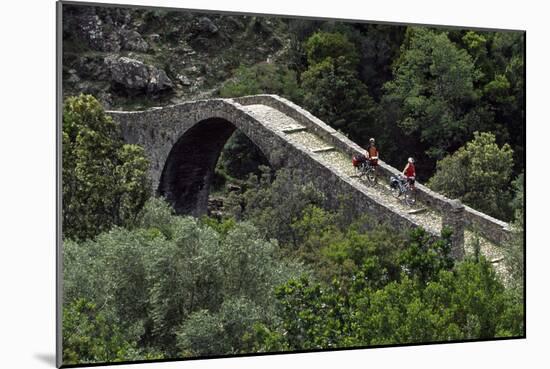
[389,174,416,206]
[355,158,378,186]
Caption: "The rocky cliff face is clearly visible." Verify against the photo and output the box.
[62,4,289,109]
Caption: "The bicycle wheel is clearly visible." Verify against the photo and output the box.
[366,167,377,186]
[405,188,416,206]
[357,163,367,180]
[357,166,365,179]
[391,184,401,198]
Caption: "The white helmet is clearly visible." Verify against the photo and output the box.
[408,157,414,163]
[369,137,375,143]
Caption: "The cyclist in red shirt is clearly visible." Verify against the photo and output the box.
[402,157,416,188]
[365,138,379,167]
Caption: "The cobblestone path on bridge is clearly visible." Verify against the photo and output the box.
[244,104,509,281]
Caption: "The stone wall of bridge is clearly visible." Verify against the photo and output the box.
[107,94,512,254]
[233,95,512,246]
[108,98,436,234]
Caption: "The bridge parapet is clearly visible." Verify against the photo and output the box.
[108,94,511,253]
[234,94,512,247]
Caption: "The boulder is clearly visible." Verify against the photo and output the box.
[148,67,173,94]
[120,29,150,52]
[198,17,219,34]
[72,11,121,52]
[177,74,192,86]
[105,56,173,95]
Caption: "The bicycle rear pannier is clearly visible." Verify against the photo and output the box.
[352,153,367,167]
[390,175,400,189]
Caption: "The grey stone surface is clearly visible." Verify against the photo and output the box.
[198,17,219,34]
[107,94,512,258]
[441,199,466,260]
[105,56,173,94]
[233,95,512,248]
[120,29,150,52]
[463,205,512,245]
[67,8,122,52]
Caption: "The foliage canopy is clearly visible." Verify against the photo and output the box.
[428,131,514,219]
[62,94,151,240]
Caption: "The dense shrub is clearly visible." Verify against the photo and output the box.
[428,132,514,220]
[63,198,304,361]
[62,94,151,240]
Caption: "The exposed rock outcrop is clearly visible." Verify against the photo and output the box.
[198,17,219,34]
[62,5,290,109]
[66,8,122,52]
[105,56,173,95]
[120,29,150,52]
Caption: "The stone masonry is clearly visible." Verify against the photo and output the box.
[107,94,513,259]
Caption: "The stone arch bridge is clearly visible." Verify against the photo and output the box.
[108,95,512,262]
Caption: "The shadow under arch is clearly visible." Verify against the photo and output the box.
[158,117,271,216]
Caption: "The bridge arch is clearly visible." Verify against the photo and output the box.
[108,94,513,258]
[109,99,289,217]
[158,116,271,216]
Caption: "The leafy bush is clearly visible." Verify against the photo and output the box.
[383,28,485,161]
[304,31,359,66]
[226,167,325,247]
[399,227,454,284]
[301,32,375,145]
[251,235,523,351]
[427,131,514,220]
[63,198,304,358]
[62,299,163,365]
[503,172,525,296]
[176,298,263,356]
[220,62,304,103]
[62,94,151,240]
[215,130,271,182]
[218,62,303,182]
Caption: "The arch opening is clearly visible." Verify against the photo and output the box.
[158,117,271,216]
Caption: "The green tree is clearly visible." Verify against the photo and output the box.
[503,172,524,296]
[304,31,359,65]
[399,227,454,284]
[301,32,376,146]
[62,299,162,365]
[354,257,514,344]
[220,62,304,103]
[488,32,525,175]
[176,298,263,356]
[64,198,304,357]
[215,131,270,182]
[359,24,407,98]
[259,276,356,350]
[252,246,523,351]
[227,167,325,248]
[427,258,521,339]
[447,30,525,175]
[62,94,151,240]
[461,31,488,66]
[218,62,302,182]
[315,215,406,289]
[289,205,340,265]
[63,225,165,348]
[428,131,514,220]
[383,27,485,161]
[510,172,524,222]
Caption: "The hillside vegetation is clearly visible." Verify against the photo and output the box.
[61,5,525,365]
